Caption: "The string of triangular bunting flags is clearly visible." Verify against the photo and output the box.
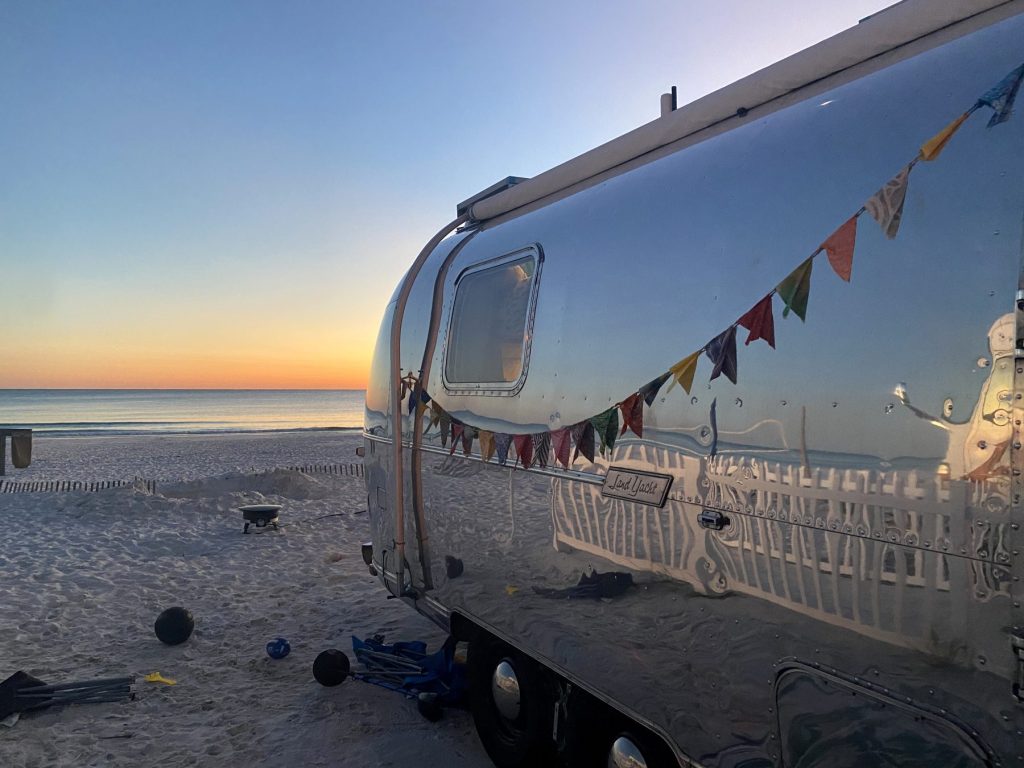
[401,62,1024,471]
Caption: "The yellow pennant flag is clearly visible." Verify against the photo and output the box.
[478,430,496,462]
[920,112,969,161]
[666,351,700,394]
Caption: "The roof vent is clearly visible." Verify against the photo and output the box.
[660,86,678,117]
[457,176,529,218]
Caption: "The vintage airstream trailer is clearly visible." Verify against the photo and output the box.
[362,1,1024,765]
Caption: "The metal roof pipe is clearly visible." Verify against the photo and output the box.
[390,213,469,598]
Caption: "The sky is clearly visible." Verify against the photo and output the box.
[0,0,893,389]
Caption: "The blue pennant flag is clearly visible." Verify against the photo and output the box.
[705,326,738,385]
[494,433,512,466]
[977,63,1024,127]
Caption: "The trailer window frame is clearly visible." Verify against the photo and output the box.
[441,244,543,397]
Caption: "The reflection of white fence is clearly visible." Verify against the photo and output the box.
[551,445,1005,648]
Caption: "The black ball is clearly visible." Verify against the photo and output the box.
[154,607,195,646]
[417,692,443,722]
[313,649,350,687]
[444,555,464,579]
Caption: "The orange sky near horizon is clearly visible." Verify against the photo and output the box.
[0,259,390,390]
[1,346,373,390]
[3,285,384,388]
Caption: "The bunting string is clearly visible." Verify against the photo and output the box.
[400,62,1023,471]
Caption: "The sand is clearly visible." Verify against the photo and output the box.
[0,432,490,768]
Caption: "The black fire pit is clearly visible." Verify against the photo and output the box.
[239,504,282,534]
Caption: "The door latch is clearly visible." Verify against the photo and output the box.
[698,509,730,531]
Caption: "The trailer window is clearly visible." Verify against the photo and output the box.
[444,247,541,393]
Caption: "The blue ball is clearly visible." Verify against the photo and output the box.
[266,637,291,659]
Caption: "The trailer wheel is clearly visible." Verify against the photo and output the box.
[561,687,676,768]
[467,632,554,768]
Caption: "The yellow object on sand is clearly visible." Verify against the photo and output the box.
[144,672,176,685]
[504,585,519,596]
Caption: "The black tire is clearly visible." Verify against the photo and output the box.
[561,687,677,768]
[467,632,555,768]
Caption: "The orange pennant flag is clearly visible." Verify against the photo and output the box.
[666,351,700,394]
[820,216,857,282]
[920,112,969,161]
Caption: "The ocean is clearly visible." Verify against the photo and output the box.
[0,390,365,436]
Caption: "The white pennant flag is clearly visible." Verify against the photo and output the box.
[865,165,911,240]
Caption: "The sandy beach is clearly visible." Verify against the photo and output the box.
[1,431,490,768]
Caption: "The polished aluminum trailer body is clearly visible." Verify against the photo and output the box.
[364,4,1024,765]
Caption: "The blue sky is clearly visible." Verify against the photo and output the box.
[0,1,892,387]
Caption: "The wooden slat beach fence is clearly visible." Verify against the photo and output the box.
[0,479,157,494]
[282,462,364,477]
[0,463,364,494]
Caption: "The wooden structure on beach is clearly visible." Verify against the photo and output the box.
[0,428,32,476]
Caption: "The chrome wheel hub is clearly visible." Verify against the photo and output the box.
[490,659,521,721]
[608,736,647,768]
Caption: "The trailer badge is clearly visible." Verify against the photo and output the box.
[601,467,673,508]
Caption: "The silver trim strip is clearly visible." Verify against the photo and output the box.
[363,431,604,486]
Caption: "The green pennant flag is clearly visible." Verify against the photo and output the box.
[776,257,814,321]
[590,408,619,456]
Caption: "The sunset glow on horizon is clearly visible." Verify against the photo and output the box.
[1,1,892,389]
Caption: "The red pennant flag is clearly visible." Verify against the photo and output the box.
[820,216,857,282]
[450,423,464,455]
[619,392,644,438]
[737,294,775,348]
[513,434,533,469]
[552,428,572,469]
